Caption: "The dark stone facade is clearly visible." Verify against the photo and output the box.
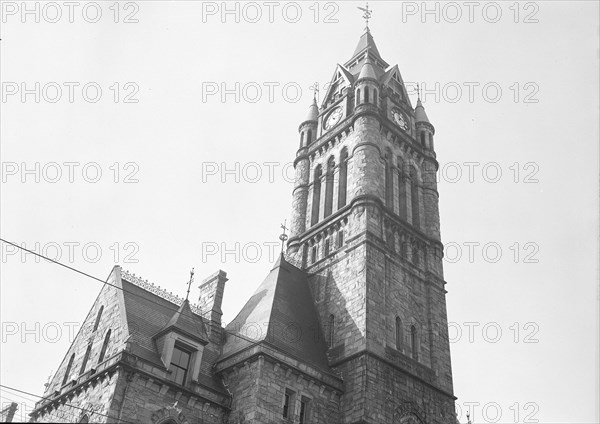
[30,28,456,424]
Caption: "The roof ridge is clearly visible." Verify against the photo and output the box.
[121,269,205,317]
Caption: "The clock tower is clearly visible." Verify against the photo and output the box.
[286,27,456,423]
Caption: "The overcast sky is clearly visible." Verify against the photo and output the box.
[1,1,599,423]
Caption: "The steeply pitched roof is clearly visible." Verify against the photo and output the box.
[155,299,208,343]
[352,29,382,60]
[120,279,226,395]
[221,255,331,372]
[415,99,430,123]
[304,97,319,123]
[346,34,389,82]
[358,55,378,81]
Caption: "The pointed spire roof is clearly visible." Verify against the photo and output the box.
[221,255,332,372]
[358,54,378,81]
[415,98,430,123]
[304,97,319,122]
[345,29,389,79]
[352,28,382,60]
[155,299,208,343]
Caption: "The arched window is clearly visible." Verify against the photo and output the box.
[411,325,418,360]
[410,167,420,227]
[324,157,335,218]
[93,305,103,332]
[385,153,393,208]
[397,158,407,220]
[429,133,433,149]
[395,317,403,350]
[327,314,335,348]
[364,87,370,103]
[337,231,344,249]
[356,88,361,104]
[307,129,312,144]
[338,148,348,208]
[98,329,111,364]
[374,89,378,106]
[311,165,322,226]
[62,353,75,385]
[301,243,309,268]
[79,344,92,375]
[420,132,426,147]
[413,246,420,267]
[300,131,305,147]
[324,239,330,257]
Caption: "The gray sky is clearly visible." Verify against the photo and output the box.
[1,1,599,423]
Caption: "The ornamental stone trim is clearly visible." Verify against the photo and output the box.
[121,269,205,317]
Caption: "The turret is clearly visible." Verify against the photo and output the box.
[288,98,317,253]
[354,54,380,109]
[415,98,435,151]
[298,97,319,149]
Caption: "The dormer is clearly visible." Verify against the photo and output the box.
[153,300,208,387]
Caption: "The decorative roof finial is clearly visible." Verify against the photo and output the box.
[279,220,289,253]
[357,2,372,31]
[416,83,421,101]
[467,411,472,424]
[185,268,195,301]
[309,82,319,102]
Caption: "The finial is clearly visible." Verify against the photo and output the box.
[309,82,319,102]
[467,411,472,424]
[357,2,372,30]
[279,220,289,253]
[185,268,195,301]
[43,370,53,389]
[416,83,421,101]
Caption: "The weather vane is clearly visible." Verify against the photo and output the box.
[279,220,289,253]
[309,82,320,101]
[185,268,195,301]
[357,2,372,29]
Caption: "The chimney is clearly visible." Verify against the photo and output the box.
[197,270,228,336]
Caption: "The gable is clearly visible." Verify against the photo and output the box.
[42,266,128,398]
[381,65,413,108]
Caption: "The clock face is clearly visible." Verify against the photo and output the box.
[392,108,409,131]
[324,107,343,130]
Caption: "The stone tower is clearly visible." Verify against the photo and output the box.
[287,28,456,423]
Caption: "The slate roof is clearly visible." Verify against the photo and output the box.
[221,255,332,373]
[352,28,383,61]
[415,99,431,123]
[346,30,389,80]
[120,279,226,395]
[155,299,208,343]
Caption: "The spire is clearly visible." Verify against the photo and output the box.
[358,53,378,81]
[351,28,383,61]
[415,98,430,123]
[304,96,319,122]
[414,84,430,123]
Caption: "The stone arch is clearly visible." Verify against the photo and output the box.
[394,402,425,424]
[151,406,191,424]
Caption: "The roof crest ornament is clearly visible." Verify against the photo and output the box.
[279,220,289,253]
[185,267,195,301]
[357,2,372,31]
[121,269,205,317]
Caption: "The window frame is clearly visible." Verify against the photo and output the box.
[169,344,193,386]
